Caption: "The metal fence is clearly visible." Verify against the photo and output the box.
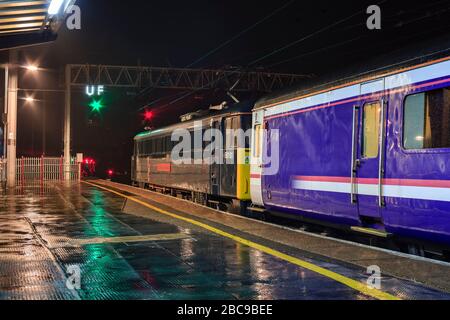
[14,157,80,184]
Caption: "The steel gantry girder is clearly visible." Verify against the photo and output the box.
[67,64,309,93]
[63,63,308,180]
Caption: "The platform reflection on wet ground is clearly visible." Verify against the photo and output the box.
[0,183,449,300]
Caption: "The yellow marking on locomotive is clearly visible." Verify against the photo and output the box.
[83,181,401,301]
[236,148,251,200]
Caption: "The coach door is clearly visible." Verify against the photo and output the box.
[354,80,387,221]
[210,119,222,196]
[250,111,264,206]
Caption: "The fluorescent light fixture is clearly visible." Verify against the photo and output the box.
[64,0,72,12]
[25,64,39,72]
[25,96,35,103]
[48,0,65,15]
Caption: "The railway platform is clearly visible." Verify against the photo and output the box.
[1,179,450,300]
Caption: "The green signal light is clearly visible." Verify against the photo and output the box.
[89,99,104,112]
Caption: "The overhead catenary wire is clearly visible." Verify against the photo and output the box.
[138,91,189,111]
[266,36,364,69]
[160,3,385,107]
[137,1,295,106]
[145,0,450,111]
[247,0,389,67]
[186,0,295,68]
[231,0,448,68]
[269,4,450,70]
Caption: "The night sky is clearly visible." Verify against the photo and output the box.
[2,0,450,178]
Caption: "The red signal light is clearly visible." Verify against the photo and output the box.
[107,169,113,176]
[84,158,96,165]
[144,110,153,121]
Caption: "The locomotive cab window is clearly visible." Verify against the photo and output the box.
[225,118,234,148]
[362,102,381,158]
[404,87,450,150]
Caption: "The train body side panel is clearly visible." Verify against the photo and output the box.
[262,100,359,225]
[258,59,450,245]
[135,156,211,194]
[382,77,450,244]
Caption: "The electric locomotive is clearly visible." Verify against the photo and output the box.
[132,101,253,212]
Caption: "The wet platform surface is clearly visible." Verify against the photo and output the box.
[1,182,450,300]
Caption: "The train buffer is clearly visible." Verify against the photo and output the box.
[1,179,450,300]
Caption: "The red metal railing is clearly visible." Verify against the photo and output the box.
[15,157,81,185]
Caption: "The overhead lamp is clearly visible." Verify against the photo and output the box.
[48,0,65,15]
[25,64,39,72]
[25,96,36,103]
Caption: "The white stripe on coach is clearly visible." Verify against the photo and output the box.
[251,179,262,186]
[292,180,450,202]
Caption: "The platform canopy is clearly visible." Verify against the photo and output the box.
[0,0,75,50]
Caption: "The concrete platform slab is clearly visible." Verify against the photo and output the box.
[0,181,449,300]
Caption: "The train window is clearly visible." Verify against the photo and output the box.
[254,124,262,157]
[155,138,161,154]
[165,136,171,154]
[190,130,196,159]
[161,136,167,153]
[225,118,233,148]
[233,117,240,147]
[159,137,165,154]
[147,140,152,155]
[225,117,244,148]
[143,141,148,155]
[242,115,252,148]
[150,139,155,155]
[404,87,450,150]
[362,102,381,158]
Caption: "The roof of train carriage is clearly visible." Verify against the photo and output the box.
[254,34,450,110]
[135,99,255,140]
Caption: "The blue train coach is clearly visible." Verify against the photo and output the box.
[250,55,450,248]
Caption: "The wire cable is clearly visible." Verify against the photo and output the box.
[186,0,295,68]
[267,36,364,69]
[136,0,295,103]
[248,0,388,66]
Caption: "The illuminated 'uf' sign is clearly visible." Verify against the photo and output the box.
[86,85,105,96]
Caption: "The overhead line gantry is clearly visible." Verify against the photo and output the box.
[62,64,309,180]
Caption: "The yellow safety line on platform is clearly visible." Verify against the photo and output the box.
[73,233,190,245]
[82,181,400,301]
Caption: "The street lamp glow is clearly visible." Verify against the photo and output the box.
[25,96,35,103]
[48,0,65,15]
[25,64,39,72]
